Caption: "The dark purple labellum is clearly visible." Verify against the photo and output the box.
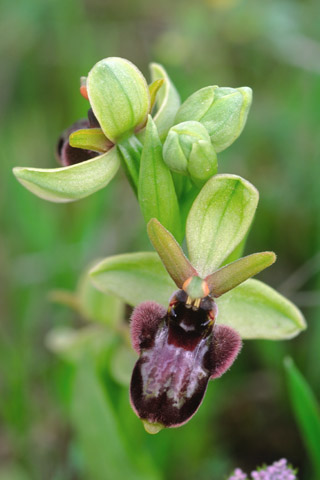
[130,291,242,430]
[56,118,99,167]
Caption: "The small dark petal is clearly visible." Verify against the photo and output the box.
[209,324,242,379]
[130,301,166,354]
[87,108,100,128]
[56,119,98,166]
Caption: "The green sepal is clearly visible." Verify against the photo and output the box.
[69,128,113,153]
[149,62,180,140]
[147,218,197,288]
[216,279,306,339]
[138,117,181,240]
[13,147,120,203]
[90,252,176,307]
[186,174,259,276]
[206,251,276,297]
[87,57,150,143]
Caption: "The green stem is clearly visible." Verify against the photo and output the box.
[117,134,143,196]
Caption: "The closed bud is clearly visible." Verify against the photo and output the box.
[175,86,252,152]
[163,121,218,186]
[87,57,150,143]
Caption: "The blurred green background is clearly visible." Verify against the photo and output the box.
[1,0,320,478]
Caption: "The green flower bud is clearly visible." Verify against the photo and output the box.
[87,57,150,143]
[163,121,218,186]
[175,86,252,152]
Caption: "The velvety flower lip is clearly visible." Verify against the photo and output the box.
[130,289,242,432]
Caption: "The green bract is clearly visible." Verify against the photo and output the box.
[87,57,150,143]
[138,116,181,240]
[175,85,252,152]
[163,121,218,186]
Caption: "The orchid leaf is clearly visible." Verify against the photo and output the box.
[90,252,175,307]
[207,251,276,297]
[72,360,157,480]
[150,62,180,140]
[147,218,197,288]
[216,279,306,339]
[69,128,112,153]
[138,117,181,240]
[285,357,320,478]
[13,147,120,203]
[186,174,259,277]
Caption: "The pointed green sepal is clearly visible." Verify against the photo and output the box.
[69,128,113,153]
[186,174,259,276]
[216,279,306,339]
[90,252,176,307]
[87,57,150,143]
[139,117,181,240]
[147,218,197,288]
[206,251,276,297]
[13,147,120,202]
[149,62,180,140]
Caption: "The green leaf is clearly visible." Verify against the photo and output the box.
[87,57,150,143]
[69,128,112,152]
[216,279,306,339]
[78,274,125,327]
[150,62,180,140]
[284,357,320,479]
[206,251,276,297]
[147,218,197,288]
[138,117,181,240]
[72,360,156,480]
[46,326,115,363]
[13,147,120,203]
[90,252,176,307]
[186,174,259,277]
[49,276,124,327]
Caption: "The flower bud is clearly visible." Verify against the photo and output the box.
[175,86,252,152]
[163,121,218,185]
[87,57,150,143]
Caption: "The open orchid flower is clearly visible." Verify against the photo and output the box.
[89,174,306,433]
[13,58,180,202]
